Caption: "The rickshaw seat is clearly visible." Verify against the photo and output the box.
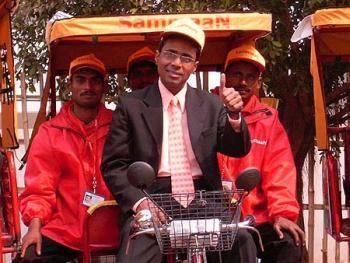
[82,200,121,263]
[260,97,279,109]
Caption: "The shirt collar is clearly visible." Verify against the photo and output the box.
[158,79,187,112]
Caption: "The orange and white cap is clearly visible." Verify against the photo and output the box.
[224,43,265,72]
[162,18,205,51]
[69,53,106,76]
[127,47,156,74]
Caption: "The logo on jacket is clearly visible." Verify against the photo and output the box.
[251,138,267,145]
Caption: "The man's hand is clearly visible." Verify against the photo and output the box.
[273,216,305,247]
[219,73,243,118]
[136,199,167,226]
[21,218,42,257]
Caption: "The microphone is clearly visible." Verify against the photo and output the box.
[127,161,170,219]
[127,161,155,190]
[235,167,261,192]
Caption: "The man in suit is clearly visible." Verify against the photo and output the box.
[101,18,251,263]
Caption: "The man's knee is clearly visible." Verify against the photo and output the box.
[280,231,302,259]
[261,230,301,262]
[228,229,257,263]
[12,245,39,263]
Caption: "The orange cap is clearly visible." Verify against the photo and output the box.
[224,44,265,72]
[162,18,205,51]
[69,53,106,76]
[127,47,156,74]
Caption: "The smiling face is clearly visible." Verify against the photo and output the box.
[225,61,261,104]
[69,68,105,109]
[155,36,198,95]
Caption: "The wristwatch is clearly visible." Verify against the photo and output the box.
[226,108,241,120]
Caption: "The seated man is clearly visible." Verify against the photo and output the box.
[218,43,305,263]
[127,46,158,90]
[101,18,250,263]
[15,54,114,263]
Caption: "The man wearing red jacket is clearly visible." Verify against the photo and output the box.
[216,43,305,263]
[16,54,113,263]
[127,46,158,91]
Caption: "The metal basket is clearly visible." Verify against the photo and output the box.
[146,190,244,254]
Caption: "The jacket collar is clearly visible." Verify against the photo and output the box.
[242,95,266,115]
[142,84,163,151]
[242,95,272,124]
[141,83,205,153]
[185,84,205,146]
[50,100,112,134]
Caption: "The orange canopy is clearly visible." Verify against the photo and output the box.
[47,12,272,76]
[0,0,18,149]
[292,7,350,150]
[24,12,272,164]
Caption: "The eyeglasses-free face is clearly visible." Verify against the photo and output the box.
[225,61,261,103]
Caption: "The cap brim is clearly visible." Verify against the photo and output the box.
[70,65,106,76]
[226,58,265,72]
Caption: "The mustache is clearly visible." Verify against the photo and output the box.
[233,85,248,91]
[80,91,97,96]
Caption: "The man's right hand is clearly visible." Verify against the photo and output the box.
[21,218,42,257]
[273,216,305,247]
[136,199,167,226]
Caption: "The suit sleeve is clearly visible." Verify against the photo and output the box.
[20,125,61,226]
[218,107,251,158]
[101,99,145,213]
[261,114,300,222]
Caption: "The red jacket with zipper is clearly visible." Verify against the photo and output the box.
[20,101,113,250]
[218,95,299,224]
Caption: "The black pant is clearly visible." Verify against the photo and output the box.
[257,223,302,263]
[227,223,302,263]
[12,235,80,263]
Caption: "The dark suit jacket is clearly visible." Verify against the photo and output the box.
[101,84,250,214]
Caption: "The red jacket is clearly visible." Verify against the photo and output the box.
[20,101,113,250]
[218,95,299,224]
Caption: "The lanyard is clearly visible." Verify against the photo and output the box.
[87,119,99,194]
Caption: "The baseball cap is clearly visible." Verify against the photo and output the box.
[162,18,205,51]
[127,47,156,74]
[224,43,266,72]
[69,53,106,76]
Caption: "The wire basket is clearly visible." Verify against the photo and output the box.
[146,190,244,254]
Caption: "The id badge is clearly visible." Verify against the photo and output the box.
[222,180,233,191]
[82,191,105,207]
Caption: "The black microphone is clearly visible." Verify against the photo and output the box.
[127,161,170,219]
[235,167,261,192]
[127,161,155,190]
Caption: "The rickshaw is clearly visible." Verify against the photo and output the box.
[0,0,21,262]
[292,6,350,258]
[24,12,272,262]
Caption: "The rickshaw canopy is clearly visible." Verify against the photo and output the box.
[0,0,18,149]
[292,7,350,150]
[24,12,272,164]
[46,12,272,76]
